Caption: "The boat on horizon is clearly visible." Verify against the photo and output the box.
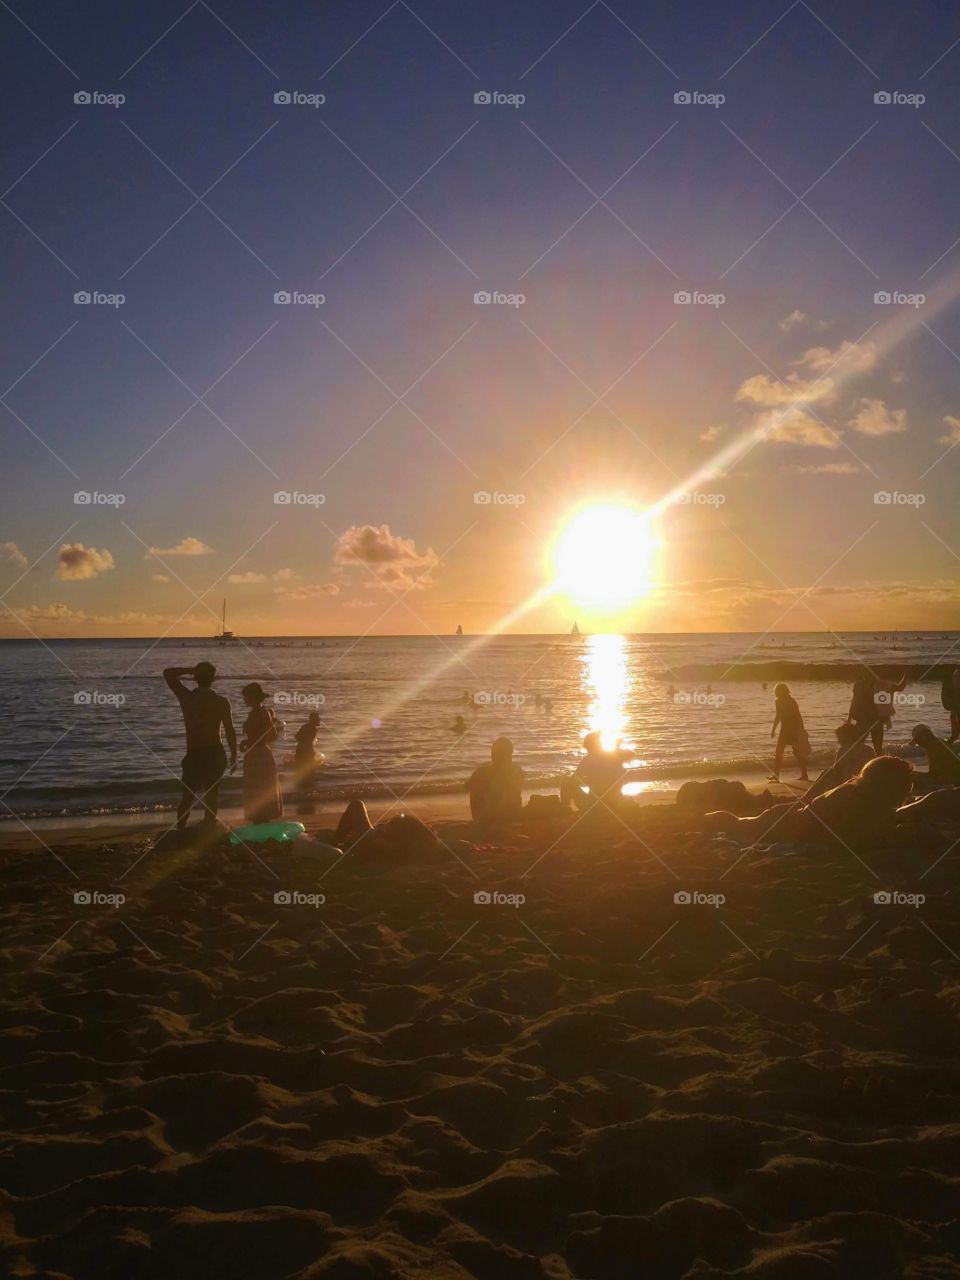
[215,599,240,644]
[570,621,580,636]
[455,623,463,635]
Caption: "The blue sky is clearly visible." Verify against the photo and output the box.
[2,0,960,636]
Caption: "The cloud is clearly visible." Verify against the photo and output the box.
[286,582,340,600]
[736,372,835,409]
[151,574,170,583]
[779,309,832,334]
[794,339,876,376]
[146,537,214,558]
[272,568,297,581]
[938,415,960,445]
[756,408,841,448]
[56,543,115,581]
[790,461,859,474]
[335,524,438,591]
[847,397,906,437]
[228,572,267,584]
[699,425,724,442]
[344,599,376,609]
[0,541,27,570]
[16,602,86,622]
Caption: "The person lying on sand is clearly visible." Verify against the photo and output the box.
[802,722,875,802]
[164,662,237,832]
[910,724,960,787]
[334,799,441,857]
[560,731,633,812]
[703,756,914,850]
[468,736,524,826]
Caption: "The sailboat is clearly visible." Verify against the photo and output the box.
[215,598,240,643]
[455,623,463,635]
[570,621,580,636]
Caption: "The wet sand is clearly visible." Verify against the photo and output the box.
[1,804,958,1278]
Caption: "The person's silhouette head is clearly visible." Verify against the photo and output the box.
[836,722,861,747]
[911,723,936,748]
[242,682,269,707]
[858,755,913,806]
[491,735,513,764]
[194,661,216,688]
[774,682,789,699]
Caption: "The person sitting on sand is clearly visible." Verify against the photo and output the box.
[561,731,632,811]
[802,722,875,802]
[293,711,323,786]
[770,683,809,783]
[240,683,283,823]
[705,756,913,850]
[468,736,524,826]
[849,668,906,753]
[164,662,237,832]
[910,724,960,787]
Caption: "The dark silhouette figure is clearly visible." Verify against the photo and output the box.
[294,711,322,785]
[240,682,282,822]
[468,736,524,826]
[164,662,236,831]
[802,722,874,801]
[911,723,960,786]
[770,682,809,782]
[561,731,631,810]
[849,668,906,753]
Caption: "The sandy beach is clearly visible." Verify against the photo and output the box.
[2,802,959,1278]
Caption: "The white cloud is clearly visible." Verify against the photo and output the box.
[736,372,836,409]
[790,461,859,474]
[146,537,214,558]
[57,544,115,581]
[335,523,437,591]
[938,415,960,445]
[0,541,27,570]
[228,572,267,584]
[272,568,297,581]
[286,582,340,600]
[794,340,876,376]
[848,397,906,436]
[757,408,841,448]
[151,574,170,583]
[779,309,831,334]
[699,425,724,442]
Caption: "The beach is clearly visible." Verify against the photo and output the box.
[3,803,959,1278]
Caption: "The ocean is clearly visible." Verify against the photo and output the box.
[0,631,956,821]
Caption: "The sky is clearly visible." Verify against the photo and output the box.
[1,0,960,638]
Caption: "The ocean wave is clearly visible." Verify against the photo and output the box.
[656,662,952,683]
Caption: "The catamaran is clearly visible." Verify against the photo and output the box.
[215,599,240,643]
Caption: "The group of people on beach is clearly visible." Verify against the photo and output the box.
[165,658,960,855]
[164,664,321,832]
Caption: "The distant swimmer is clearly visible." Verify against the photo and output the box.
[451,714,467,734]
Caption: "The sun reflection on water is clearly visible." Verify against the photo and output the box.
[582,633,631,753]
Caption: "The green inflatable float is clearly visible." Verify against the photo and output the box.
[230,821,306,845]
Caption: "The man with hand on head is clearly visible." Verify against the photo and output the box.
[164,661,237,832]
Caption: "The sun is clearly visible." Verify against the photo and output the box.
[553,504,659,609]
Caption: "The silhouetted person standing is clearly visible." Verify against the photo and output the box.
[164,662,236,831]
[240,682,283,822]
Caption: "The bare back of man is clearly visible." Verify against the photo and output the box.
[164,663,237,830]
